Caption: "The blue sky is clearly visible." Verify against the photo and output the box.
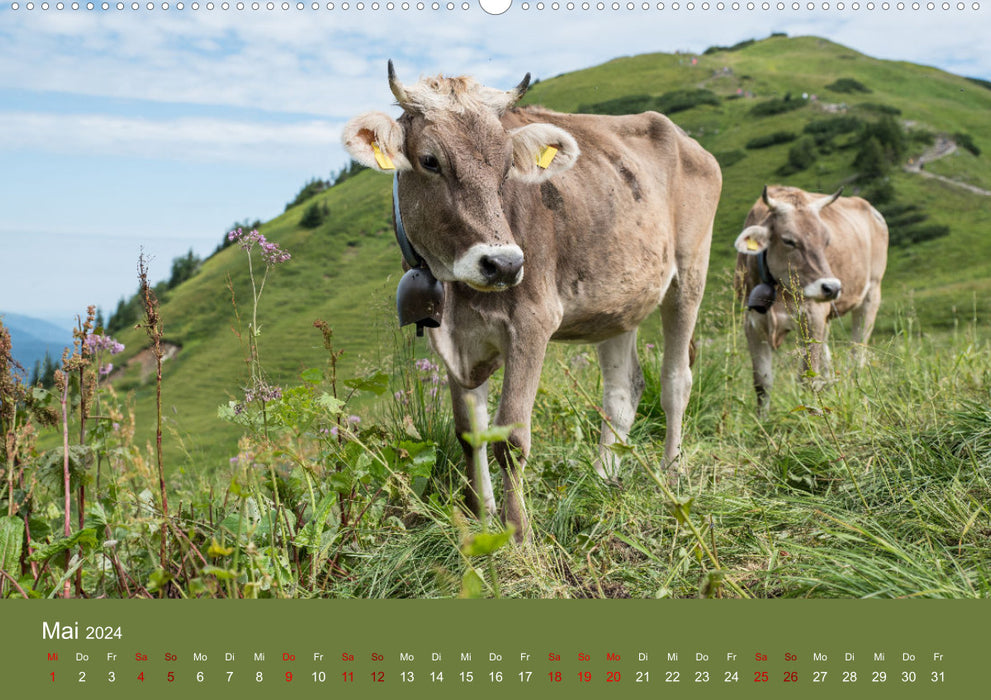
[1,4,988,328]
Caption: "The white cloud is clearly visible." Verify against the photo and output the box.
[0,112,342,168]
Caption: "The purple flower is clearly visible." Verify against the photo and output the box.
[99,363,113,376]
[415,358,438,373]
[85,334,125,355]
[228,228,291,266]
[347,415,361,424]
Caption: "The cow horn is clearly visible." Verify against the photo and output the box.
[507,72,532,107]
[388,59,412,110]
[813,186,844,212]
[761,185,782,212]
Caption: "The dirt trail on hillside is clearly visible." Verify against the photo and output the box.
[904,136,991,196]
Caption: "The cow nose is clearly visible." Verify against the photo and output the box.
[479,252,524,286]
[821,281,841,300]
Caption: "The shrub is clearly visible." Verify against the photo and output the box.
[579,90,719,116]
[300,202,327,229]
[954,132,981,156]
[855,102,902,116]
[777,136,817,175]
[578,94,656,115]
[750,95,808,117]
[713,150,747,168]
[803,116,864,145]
[826,78,872,94]
[890,223,951,247]
[655,89,721,114]
[285,177,330,212]
[746,131,798,149]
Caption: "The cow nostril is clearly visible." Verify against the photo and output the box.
[479,254,523,284]
[822,282,841,299]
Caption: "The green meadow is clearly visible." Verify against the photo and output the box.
[2,35,989,599]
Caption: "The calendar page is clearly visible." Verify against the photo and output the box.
[1,3,989,698]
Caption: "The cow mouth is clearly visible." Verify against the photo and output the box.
[803,278,842,302]
[453,243,525,292]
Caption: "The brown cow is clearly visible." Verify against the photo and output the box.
[344,62,721,540]
[734,185,888,414]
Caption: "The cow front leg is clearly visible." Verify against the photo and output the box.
[851,282,882,367]
[450,378,496,520]
[798,305,829,385]
[492,341,548,543]
[745,311,774,416]
[594,329,644,481]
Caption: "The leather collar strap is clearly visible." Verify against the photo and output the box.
[757,249,776,287]
[393,174,425,269]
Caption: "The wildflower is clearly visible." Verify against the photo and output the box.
[99,363,113,376]
[84,334,125,355]
[347,415,361,424]
[414,358,437,373]
[645,343,656,351]
[227,228,291,267]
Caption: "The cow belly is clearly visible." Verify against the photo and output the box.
[552,272,671,343]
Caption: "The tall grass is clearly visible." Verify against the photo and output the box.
[1,262,989,599]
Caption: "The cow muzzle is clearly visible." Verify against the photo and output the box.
[804,277,842,302]
[452,243,525,291]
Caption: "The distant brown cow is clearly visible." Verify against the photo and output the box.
[344,62,721,540]
[734,185,889,413]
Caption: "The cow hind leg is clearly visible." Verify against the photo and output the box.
[593,329,644,482]
[449,378,497,520]
[658,276,705,475]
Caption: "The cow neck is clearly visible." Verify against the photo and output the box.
[757,249,776,288]
[393,173,427,269]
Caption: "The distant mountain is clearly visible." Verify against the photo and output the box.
[0,311,73,375]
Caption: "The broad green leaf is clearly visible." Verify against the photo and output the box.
[459,568,484,599]
[0,516,25,578]
[317,393,345,415]
[300,367,323,384]
[460,424,521,448]
[666,497,694,525]
[344,370,389,396]
[28,528,99,563]
[461,528,514,557]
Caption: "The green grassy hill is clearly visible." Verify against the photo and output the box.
[111,35,991,469]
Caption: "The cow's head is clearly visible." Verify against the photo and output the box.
[343,61,579,291]
[734,186,844,302]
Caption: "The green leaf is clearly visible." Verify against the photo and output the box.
[28,528,99,564]
[459,568,484,599]
[300,367,323,384]
[317,393,345,415]
[460,424,520,448]
[666,497,694,525]
[461,528,514,557]
[296,494,338,550]
[344,370,389,396]
[0,516,25,578]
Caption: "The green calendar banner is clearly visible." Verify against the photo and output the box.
[3,600,984,699]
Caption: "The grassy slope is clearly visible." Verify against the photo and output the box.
[110,35,991,468]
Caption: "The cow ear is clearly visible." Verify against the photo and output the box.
[734,225,770,255]
[508,123,579,183]
[342,111,412,172]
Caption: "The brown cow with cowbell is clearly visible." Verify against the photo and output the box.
[735,185,889,415]
[344,62,722,541]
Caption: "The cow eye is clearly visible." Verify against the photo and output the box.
[781,237,797,248]
[419,154,441,174]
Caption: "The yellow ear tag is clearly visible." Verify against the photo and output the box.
[746,237,760,251]
[372,143,396,171]
[536,145,558,170]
